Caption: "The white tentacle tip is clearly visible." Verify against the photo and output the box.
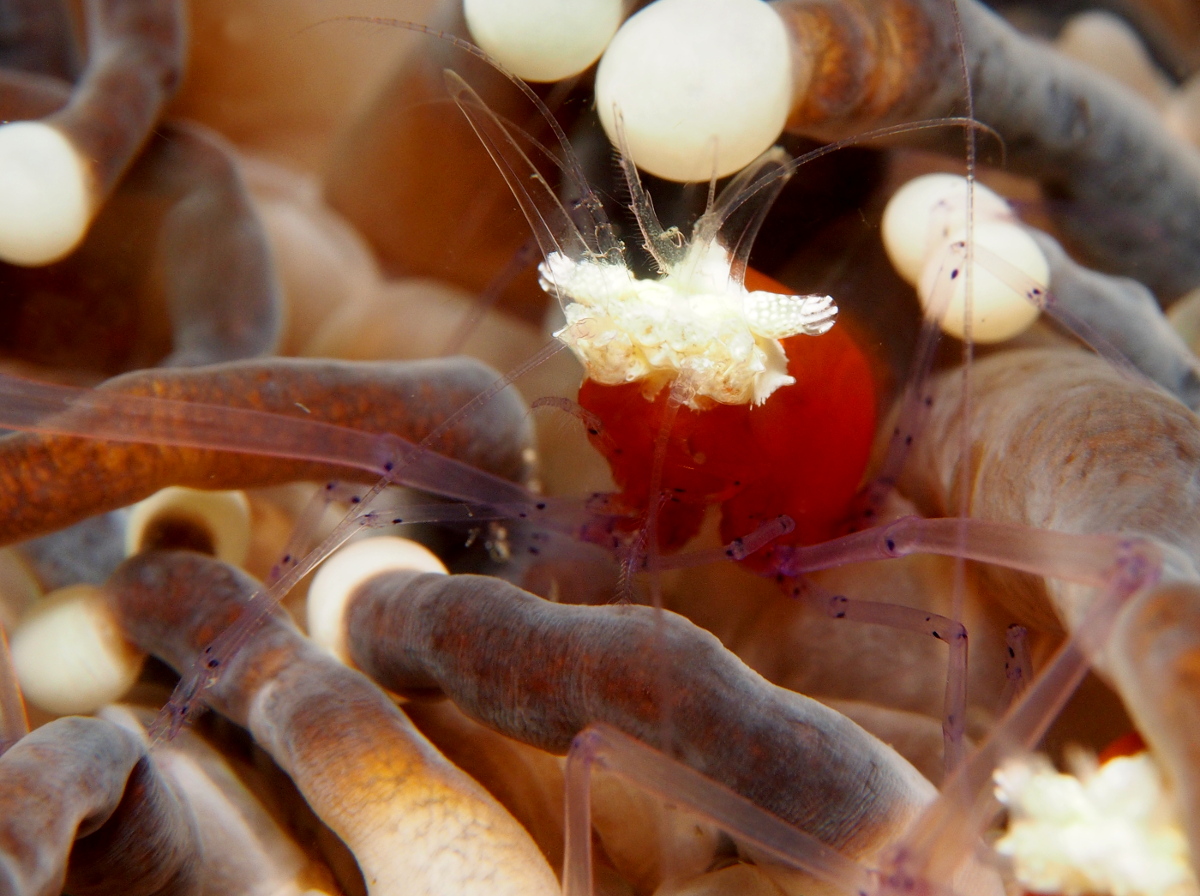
[917,221,1049,344]
[464,0,624,82]
[11,584,143,715]
[307,536,447,664]
[595,0,793,181]
[882,173,1011,285]
[883,173,1048,343]
[125,487,252,567]
[0,121,93,266]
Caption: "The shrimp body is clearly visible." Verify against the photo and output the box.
[544,241,835,407]
[446,67,878,558]
[555,247,876,560]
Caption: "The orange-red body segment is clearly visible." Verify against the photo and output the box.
[577,268,877,568]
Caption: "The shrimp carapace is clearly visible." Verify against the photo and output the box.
[577,267,876,564]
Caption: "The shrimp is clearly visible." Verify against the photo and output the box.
[451,67,873,559]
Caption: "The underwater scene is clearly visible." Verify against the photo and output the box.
[1,1,1199,895]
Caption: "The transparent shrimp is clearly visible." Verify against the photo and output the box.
[404,9,1200,893]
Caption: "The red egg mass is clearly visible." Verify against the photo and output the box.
[578,268,877,570]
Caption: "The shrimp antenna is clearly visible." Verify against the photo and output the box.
[331,18,619,259]
[446,71,592,262]
[707,117,1001,251]
[612,107,686,272]
[693,146,793,288]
